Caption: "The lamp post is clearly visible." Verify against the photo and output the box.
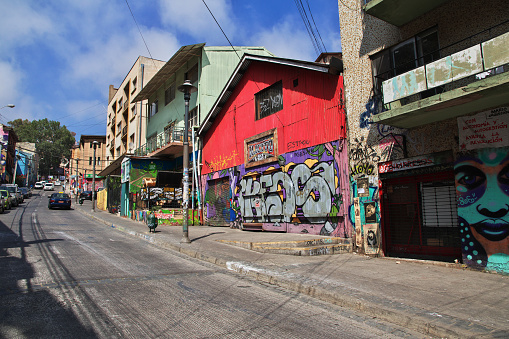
[177,80,197,243]
[0,104,15,109]
[92,141,99,212]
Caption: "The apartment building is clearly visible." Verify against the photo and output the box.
[105,56,165,166]
[339,0,509,273]
[79,135,106,191]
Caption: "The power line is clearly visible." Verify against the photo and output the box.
[201,0,241,61]
[124,0,158,68]
[306,0,327,53]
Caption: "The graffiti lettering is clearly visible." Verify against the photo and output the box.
[379,157,433,174]
[287,139,310,150]
[238,161,335,223]
[259,93,282,115]
[350,163,375,176]
[206,150,238,172]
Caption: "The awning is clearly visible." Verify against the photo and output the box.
[98,154,126,177]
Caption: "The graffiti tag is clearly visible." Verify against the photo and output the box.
[287,139,310,150]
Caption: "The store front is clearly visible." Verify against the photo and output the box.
[379,151,462,261]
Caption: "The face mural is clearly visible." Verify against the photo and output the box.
[455,148,509,273]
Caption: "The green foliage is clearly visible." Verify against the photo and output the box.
[8,118,75,177]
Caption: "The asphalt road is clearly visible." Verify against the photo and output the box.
[0,192,426,338]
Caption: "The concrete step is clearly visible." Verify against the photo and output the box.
[217,237,352,256]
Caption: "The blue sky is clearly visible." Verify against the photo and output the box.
[0,0,341,141]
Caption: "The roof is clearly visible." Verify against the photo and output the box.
[131,43,206,103]
[198,54,342,136]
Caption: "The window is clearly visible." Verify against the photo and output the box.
[371,27,440,95]
[186,64,198,84]
[131,104,137,117]
[89,157,92,165]
[188,107,198,128]
[149,100,158,118]
[165,83,175,105]
[90,142,93,148]
[255,81,283,120]
[132,77,137,93]
[97,157,101,166]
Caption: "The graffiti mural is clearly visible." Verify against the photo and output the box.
[350,137,379,177]
[455,147,509,273]
[202,140,351,237]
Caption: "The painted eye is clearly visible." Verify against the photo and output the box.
[498,163,509,185]
[455,165,486,190]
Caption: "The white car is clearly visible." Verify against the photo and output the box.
[54,181,61,186]
[34,182,44,189]
[43,183,55,191]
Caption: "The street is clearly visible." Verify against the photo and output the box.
[0,192,425,338]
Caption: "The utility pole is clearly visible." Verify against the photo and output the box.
[92,141,98,212]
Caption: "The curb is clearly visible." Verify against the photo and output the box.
[77,208,499,339]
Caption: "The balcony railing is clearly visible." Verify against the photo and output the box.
[377,21,509,108]
[133,127,189,156]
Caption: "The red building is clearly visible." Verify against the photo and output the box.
[198,54,351,236]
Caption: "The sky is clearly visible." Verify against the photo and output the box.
[0,0,341,142]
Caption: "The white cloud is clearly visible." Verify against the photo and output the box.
[249,17,318,61]
[65,27,180,90]
[0,1,55,54]
[158,0,235,45]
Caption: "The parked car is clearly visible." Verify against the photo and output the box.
[0,190,12,210]
[43,183,55,191]
[0,185,22,205]
[19,187,30,199]
[54,181,61,186]
[79,190,93,200]
[0,195,4,213]
[48,192,72,209]
[34,182,44,189]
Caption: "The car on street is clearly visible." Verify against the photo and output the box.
[34,182,44,189]
[43,183,55,191]
[79,190,93,200]
[0,190,12,210]
[0,185,22,205]
[55,181,61,186]
[0,195,4,213]
[19,187,30,199]
[48,192,72,209]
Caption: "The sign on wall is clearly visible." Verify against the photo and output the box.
[244,128,279,168]
[458,107,509,150]
[364,223,379,255]
[379,151,453,174]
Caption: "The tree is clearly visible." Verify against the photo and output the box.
[9,118,76,179]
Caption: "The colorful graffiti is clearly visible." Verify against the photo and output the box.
[350,137,380,177]
[202,140,351,237]
[205,150,239,173]
[455,147,509,273]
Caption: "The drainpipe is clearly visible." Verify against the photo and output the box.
[138,64,145,150]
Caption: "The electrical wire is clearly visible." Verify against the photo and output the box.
[124,0,159,68]
[201,0,241,61]
[306,0,327,53]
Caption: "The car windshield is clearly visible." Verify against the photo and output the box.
[0,186,16,193]
[52,193,70,199]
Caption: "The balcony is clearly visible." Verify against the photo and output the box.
[373,27,509,129]
[122,126,128,137]
[133,127,191,157]
[363,0,450,27]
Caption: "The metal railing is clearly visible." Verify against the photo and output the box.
[374,20,509,108]
[133,127,189,156]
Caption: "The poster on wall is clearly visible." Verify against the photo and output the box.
[364,223,379,255]
[353,197,362,247]
[364,202,377,223]
[357,178,369,197]
[458,107,509,150]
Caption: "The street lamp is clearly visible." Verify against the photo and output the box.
[92,141,99,212]
[0,104,15,109]
[177,80,197,243]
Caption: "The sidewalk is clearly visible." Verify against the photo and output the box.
[75,202,509,339]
